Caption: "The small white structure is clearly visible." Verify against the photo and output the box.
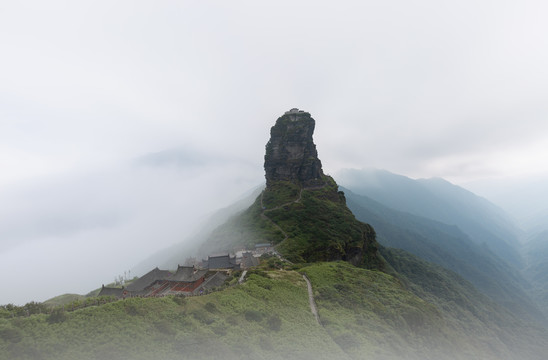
[284,108,308,115]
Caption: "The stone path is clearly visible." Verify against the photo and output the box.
[238,270,247,284]
[258,184,328,325]
[303,274,321,325]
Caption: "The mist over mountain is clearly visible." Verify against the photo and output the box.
[463,176,548,236]
[3,0,548,357]
[337,168,523,267]
[521,209,548,237]
[132,186,263,274]
[196,109,383,269]
[0,152,262,305]
[523,231,548,316]
[4,109,548,360]
[342,186,546,325]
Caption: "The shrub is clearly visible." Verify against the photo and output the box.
[124,303,139,316]
[260,282,272,290]
[259,336,274,350]
[192,310,214,325]
[212,324,227,336]
[267,314,282,331]
[244,309,263,322]
[334,333,359,349]
[0,327,22,343]
[249,269,268,278]
[172,295,187,306]
[154,320,176,336]
[205,302,218,313]
[47,308,67,324]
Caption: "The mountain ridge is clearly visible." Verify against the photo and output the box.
[337,168,523,267]
[4,109,548,359]
[198,109,383,269]
[342,186,546,325]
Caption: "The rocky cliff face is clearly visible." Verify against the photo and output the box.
[200,108,384,270]
[258,109,384,269]
[264,108,324,186]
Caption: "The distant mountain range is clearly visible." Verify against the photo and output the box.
[523,230,548,316]
[128,112,548,358]
[8,110,548,360]
[338,168,523,267]
[336,168,547,325]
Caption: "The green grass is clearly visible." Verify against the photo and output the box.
[201,176,384,270]
[261,180,301,209]
[42,294,86,308]
[0,270,345,360]
[3,261,547,359]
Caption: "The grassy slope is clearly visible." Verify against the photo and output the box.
[3,261,547,360]
[380,248,548,360]
[344,189,546,325]
[0,270,345,360]
[268,178,379,268]
[201,177,382,269]
[523,231,548,317]
[42,294,86,308]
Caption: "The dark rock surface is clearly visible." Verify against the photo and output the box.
[264,108,324,186]
[259,109,384,269]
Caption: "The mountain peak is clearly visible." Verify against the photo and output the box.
[264,109,324,187]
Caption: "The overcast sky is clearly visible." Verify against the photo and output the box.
[1,0,547,304]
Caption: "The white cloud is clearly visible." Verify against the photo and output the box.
[1,0,547,303]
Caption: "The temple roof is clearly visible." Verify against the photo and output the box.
[98,286,125,298]
[171,265,208,282]
[199,272,228,291]
[204,254,240,270]
[241,252,260,268]
[126,267,172,292]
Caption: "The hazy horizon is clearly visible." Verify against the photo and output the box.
[2,1,548,305]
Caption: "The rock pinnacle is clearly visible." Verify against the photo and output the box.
[264,108,325,186]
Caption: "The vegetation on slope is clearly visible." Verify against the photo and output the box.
[523,231,548,317]
[344,188,547,325]
[338,168,522,266]
[42,294,86,308]
[380,248,548,360]
[3,259,547,360]
[200,177,382,270]
[0,270,345,360]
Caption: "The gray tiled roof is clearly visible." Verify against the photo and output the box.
[241,252,260,268]
[199,272,228,291]
[98,286,125,298]
[126,267,172,292]
[171,266,208,282]
[205,254,240,270]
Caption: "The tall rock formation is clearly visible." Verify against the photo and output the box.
[202,108,384,270]
[260,108,383,268]
[264,108,324,187]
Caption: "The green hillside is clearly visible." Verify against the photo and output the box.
[3,260,546,360]
[4,110,546,360]
[524,231,548,316]
[343,187,546,325]
[0,269,341,360]
[338,168,522,267]
[201,177,382,269]
[42,294,87,308]
[302,260,547,360]
[198,110,382,270]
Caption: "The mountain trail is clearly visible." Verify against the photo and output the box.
[303,274,321,325]
[238,270,248,284]
[259,182,328,242]
[260,187,304,242]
